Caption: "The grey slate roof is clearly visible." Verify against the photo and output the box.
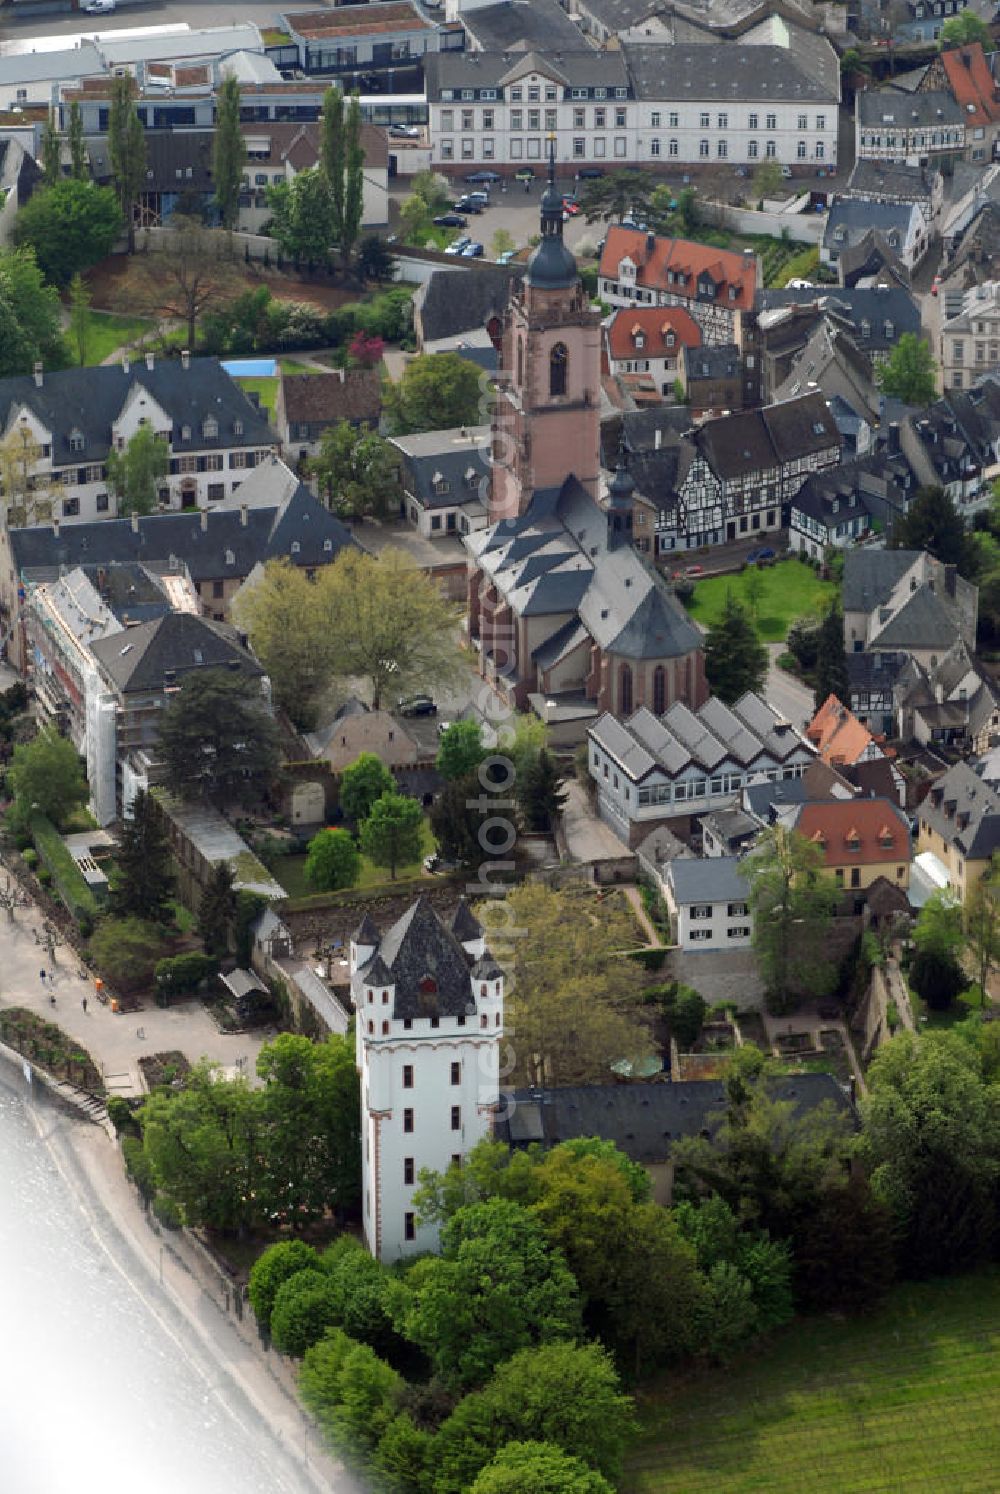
[424,48,628,99]
[842,549,922,612]
[415,267,521,345]
[11,481,354,585]
[89,611,262,693]
[458,0,589,53]
[824,198,921,254]
[0,357,271,469]
[369,895,479,1021]
[742,775,813,822]
[920,760,1000,861]
[686,344,741,381]
[757,287,920,354]
[666,855,749,905]
[622,41,838,104]
[496,1074,854,1162]
[846,158,934,202]
[450,898,483,943]
[0,43,103,86]
[870,585,961,650]
[857,89,963,129]
[88,129,215,191]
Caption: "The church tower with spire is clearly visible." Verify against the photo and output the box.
[490,140,602,525]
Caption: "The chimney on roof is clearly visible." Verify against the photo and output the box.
[743,247,754,265]
[33,362,42,388]
[646,232,655,254]
[145,352,154,371]
[339,367,345,384]
[181,349,190,370]
[131,510,140,534]
[655,427,662,450]
[240,502,248,528]
[122,354,130,375]
[52,516,59,538]
[200,505,208,532]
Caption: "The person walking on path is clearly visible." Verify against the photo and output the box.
[81,995,88,1015]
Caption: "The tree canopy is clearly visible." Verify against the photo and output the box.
[14,179,121,287]
[309,421,400,519]
[157,668,281,805]
[10,728,88,826]
[436,719,487,781]
[940,11,992,46]
[359,791,424,879]
[213,73,246,231]
[813,600,850,710]
[892,485,978,578]
[109,788,174,922]
[305,827,361,891]
[340,752,395,824]
[704,592,768,704]
[878,332,937,407]
[384,352,483,435]
[105,425,169,517]
[577,170,657,224]
[267,169,334,265]
[137,216,243,352]
[0,247,67,378]
[470,1442,615,1494]
[744,826,839,1012]
[108,74,146,255]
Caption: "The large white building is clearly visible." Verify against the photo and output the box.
[351,898,503,1262]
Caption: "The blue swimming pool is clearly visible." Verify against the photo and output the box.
[221,358,277,378]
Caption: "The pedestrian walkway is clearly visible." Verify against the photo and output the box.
[0,885,273,1100]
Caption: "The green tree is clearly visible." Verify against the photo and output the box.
[267,169,333,265]
[198,861,237,956]
[157,668,281,805]
[109,789,174,922]
[384,351,483,435]
[10,728,87,825]
[677,186,699,235]
[213,72,246,231]
[893,484,978,577]
[248,1239,320,1332]
[577,170,656,225]
[491,227,515,260]
[436,719,486,781]
[939,11,992,46]
[667,983,707,1048]
[89,915,169,992]
[433,1342,634,1494]
[516,747,567,832]
[305,827,361,891]
[430,770,494,868]
[139,1061,266,1233]
[320,546,462,710]
[320,1237,401,1357]
[68,101,86,180]
[341,91,365,271]
[137,214,242,353]
[402,1198,582,1391]
[704,592,768,704]
[268,1268,341,1357]
[480,883,650,1085]
[752,159,784,201]
[792,1170,896,1314]
[339,751,395,823]
[813,600,850,709]
[104,424,169,517]
[878,331,937,406]
[308,419,401,519]
[14,179,121,287]
[743,564,764,618]
[410,169,451,216]
[300,1330,402,1457]
[320,85,346,250]
[359,791,424,879]
[910,889,968,1009]
[744,826,838,1011]
[253,1037,360,1234]
[108,74,146,255]
[965,866,1000,1003]
[471,1441,615,1494]
[357,233,396,283]
[231,560,328,729]
[861,1030,1000,1276]
[0,246,67,377]
[40,113,61,186]
[67,271,91,368]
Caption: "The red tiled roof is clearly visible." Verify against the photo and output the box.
[941,43,1000,128]
[807,693,882,768]
[599,227,757,313]
[605,305,701,361]
[794,798,910,869]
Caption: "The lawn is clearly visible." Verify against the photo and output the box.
[628,1269,1000,1493]
[268,819,437,898]
[236,376,277,419]
[69,309,155,367]
[684,559,836,642]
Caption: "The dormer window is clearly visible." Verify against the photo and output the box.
[633,330,645,349]
[432,471,449,495]
[291,540,301,554]
[225,548,235,565]
[665,330,675,347]
[181,425,191,442]
[845,830,861,852]
[233,419,243,437]
[202,416,218,439]
[884,321,894,338]
[323,538,333,552]
[69,431,85,453]
[812,422,826,435]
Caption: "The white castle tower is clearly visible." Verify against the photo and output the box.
[350,896,504,1261]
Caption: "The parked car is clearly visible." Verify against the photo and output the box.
[84,0,115,10]
[745,546,776,565]
[931,275,941,297]
[578,166,604,180]
[398,695,437,717]
[466,189,490,205]
[464,170,502,184]
[562,198,581,216]
[454,196,483,214]
[462,241,484,258]
[445,236,471,256]
[434,213,467,228]
[514,167,535,182]
[684,563,704,577]
[389,124,420,138]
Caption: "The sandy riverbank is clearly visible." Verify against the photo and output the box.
[3,1054,361,1494]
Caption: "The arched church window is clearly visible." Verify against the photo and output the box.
[517,337,524,387]
[550,342,568,397]
[619,662,633,716]
[653,665,666,716]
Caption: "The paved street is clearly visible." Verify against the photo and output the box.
[765,643,814,730]
[0,873,274,1097]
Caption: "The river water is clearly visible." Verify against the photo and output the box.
[0,1080,321,1494]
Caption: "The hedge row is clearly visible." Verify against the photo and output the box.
[30,813,100,925]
